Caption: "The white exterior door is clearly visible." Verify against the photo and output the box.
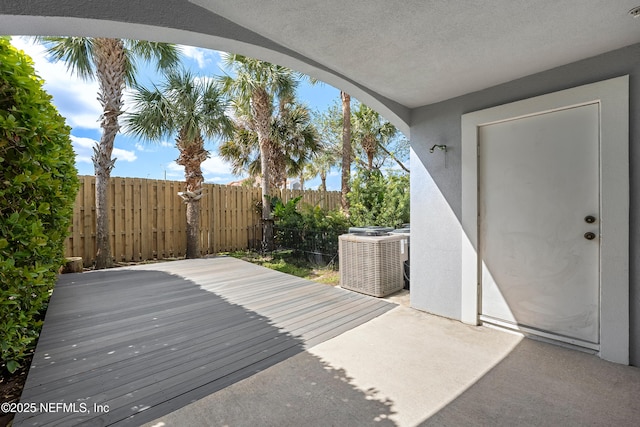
[462,76,629,363]
[478,103,600,346]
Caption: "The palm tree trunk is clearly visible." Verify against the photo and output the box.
[320,170,327,192]
[251,88,272,215]
[176,132,207,259]
[340,91,351,215]
[363,134,376,170]
[93,38,126,269]
[251,87,274,248]
[185,200,200,259]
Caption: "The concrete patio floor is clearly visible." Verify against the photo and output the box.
[144,305,640,427]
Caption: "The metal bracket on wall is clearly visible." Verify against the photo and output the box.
[429,144,448,167]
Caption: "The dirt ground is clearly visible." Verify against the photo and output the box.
[1,352,32,427]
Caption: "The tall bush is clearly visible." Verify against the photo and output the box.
[272,196,350,261]
[0,38,79,374]
[348,169,409,228]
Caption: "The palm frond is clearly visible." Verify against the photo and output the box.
[125,68,231,154]
[129,40,181,70]
[123,83,173,141]
[37,36,95,81]
[219,128,259,176]
[123,40,181,86]
[199,79,234,139]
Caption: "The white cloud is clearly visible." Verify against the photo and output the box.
[12,37,103,131]
[202,155,233,176]
[180,45,222,69]
[70,135,97,164]
[113,147,137,162]
[121,86,137,113]
[167,162,183,171]
[205,176,233,184]
[134,140,174,152]
[166,161,184,179]
[69,135,136,164]
[166,155,235,183]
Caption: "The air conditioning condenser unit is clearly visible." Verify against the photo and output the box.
[339,233,407,297]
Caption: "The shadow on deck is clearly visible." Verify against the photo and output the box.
[15,257,394,426]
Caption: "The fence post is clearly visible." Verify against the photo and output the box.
[64,176,341,262]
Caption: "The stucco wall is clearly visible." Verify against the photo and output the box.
[409,43,640,366]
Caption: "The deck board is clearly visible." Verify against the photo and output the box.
[15,257,394,426]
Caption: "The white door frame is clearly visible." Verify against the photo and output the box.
[461,76,629,364]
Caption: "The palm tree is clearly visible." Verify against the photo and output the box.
[340,91,351,214]
[304,149,339,192]
[309,102,343,192]
[218,127,261,178]
[38,37,180,268]
[219,99,320,188]
[352,103,398,170]
[124,69,233,258]
[269,99,320,188]
[219,54,305,247]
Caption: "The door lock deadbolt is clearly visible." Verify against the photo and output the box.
[584,215,596,224]
[584,232,596,240]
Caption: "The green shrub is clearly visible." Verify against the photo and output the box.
[0,38,79,374]
[271,195,303,228]
[272,196,349,262]
[348,169,409,228]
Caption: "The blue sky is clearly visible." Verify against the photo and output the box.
[12,37,344,190]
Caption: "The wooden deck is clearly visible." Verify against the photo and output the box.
[15,257,394,426]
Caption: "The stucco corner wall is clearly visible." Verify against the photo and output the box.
[409,112,462,319]
[408,42,640,366]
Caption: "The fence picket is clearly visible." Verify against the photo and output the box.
[83,176,94,263]
[64,176,341,266]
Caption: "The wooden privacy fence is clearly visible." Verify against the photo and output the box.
[65,176,341,266]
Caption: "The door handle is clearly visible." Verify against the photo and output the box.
[584,232,596,240]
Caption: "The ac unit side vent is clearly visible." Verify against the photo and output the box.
[339,233,407,297]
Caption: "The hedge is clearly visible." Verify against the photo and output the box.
[348,168,410,229]
[0,37,79,374]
